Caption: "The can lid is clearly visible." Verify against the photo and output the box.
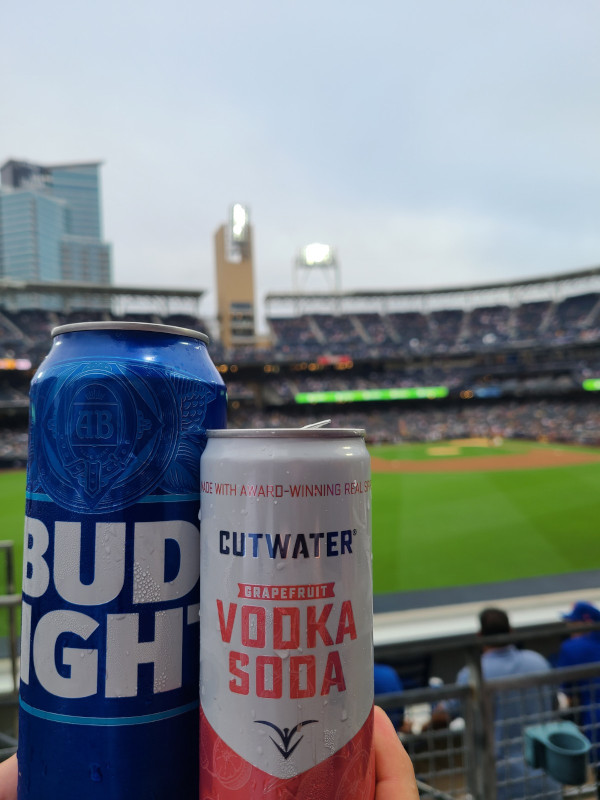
[207,427,366,439]
[51,320,209,343]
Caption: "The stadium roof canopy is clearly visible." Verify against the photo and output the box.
[0,279,204,299]
[265,265,600,315]
[1,159,105,169]
[0,280,205,315]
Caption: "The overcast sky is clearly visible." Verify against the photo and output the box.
[2,0,600,325]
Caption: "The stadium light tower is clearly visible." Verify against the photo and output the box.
[294,243,340,294]
[214,204,256,349]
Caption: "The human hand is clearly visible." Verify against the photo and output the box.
[2,714,419,800]
[374,705,419,800]
[0,754,17,800]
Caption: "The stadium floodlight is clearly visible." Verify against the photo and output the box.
[293,242,340,294]
[230,204,249,243]
[300,243,334,267]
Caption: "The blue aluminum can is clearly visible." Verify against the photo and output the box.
[18,321,227,800]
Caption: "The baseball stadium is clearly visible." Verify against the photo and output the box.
[1,208,600,797]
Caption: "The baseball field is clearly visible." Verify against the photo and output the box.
[1,438,599,600]
[370,438,600,596]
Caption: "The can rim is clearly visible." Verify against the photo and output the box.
[207,427,366,439]
[51,321,209,343]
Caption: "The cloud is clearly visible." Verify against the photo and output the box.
[2,0,600,333]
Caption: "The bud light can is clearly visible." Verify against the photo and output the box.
[18,321,227,800]
[199,428,375,800]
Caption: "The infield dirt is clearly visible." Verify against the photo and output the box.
[370,447,600,473]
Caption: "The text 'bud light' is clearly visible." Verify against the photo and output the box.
[18,322,227,800]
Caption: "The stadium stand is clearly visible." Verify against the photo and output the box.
[387,311,430,352]
[462,304,512,349]
[1,270,600,449]
[227,400,600,446]
[429,308,466,353]
[546,292,600,342]
[512,299,553,342]
[0,271,600,796]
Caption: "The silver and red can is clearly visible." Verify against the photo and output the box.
[18,321,227,800]
[199,427,375,800]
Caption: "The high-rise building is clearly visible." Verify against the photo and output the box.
[0,159,112,285]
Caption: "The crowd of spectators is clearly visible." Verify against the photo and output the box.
[0,291,598,365]
[0,428,27,466]
[228,399,600,446]
[263,292,600,361]
[1,400,598,461]
[0,385,27,408]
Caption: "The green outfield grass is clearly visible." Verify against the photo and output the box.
[0,471,25,592]
[2,440,600,602]
[370,440,600,595]
[0,471,25,638]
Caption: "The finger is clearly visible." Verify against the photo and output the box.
[374,706,419,800]
[0,753,18,800]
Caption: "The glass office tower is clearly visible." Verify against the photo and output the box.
[0,159,112,285]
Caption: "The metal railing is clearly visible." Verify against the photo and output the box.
[0,541,21,758]
[376,628,600,800]
[0,542,21,693]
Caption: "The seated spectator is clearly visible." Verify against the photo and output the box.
[557,601,600,798]
[466,608,562,799]
[374,662,405,731]
[432,608,562,800]
[559,601,600,664]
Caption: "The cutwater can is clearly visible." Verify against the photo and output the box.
[199,428,375,800]
[18,321,227,799]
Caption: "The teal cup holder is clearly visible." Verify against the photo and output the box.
[524,721,592,785]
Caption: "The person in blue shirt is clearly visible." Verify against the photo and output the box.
[374,661,405,730]
[455,607,562,800]
[557,600,600,798]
